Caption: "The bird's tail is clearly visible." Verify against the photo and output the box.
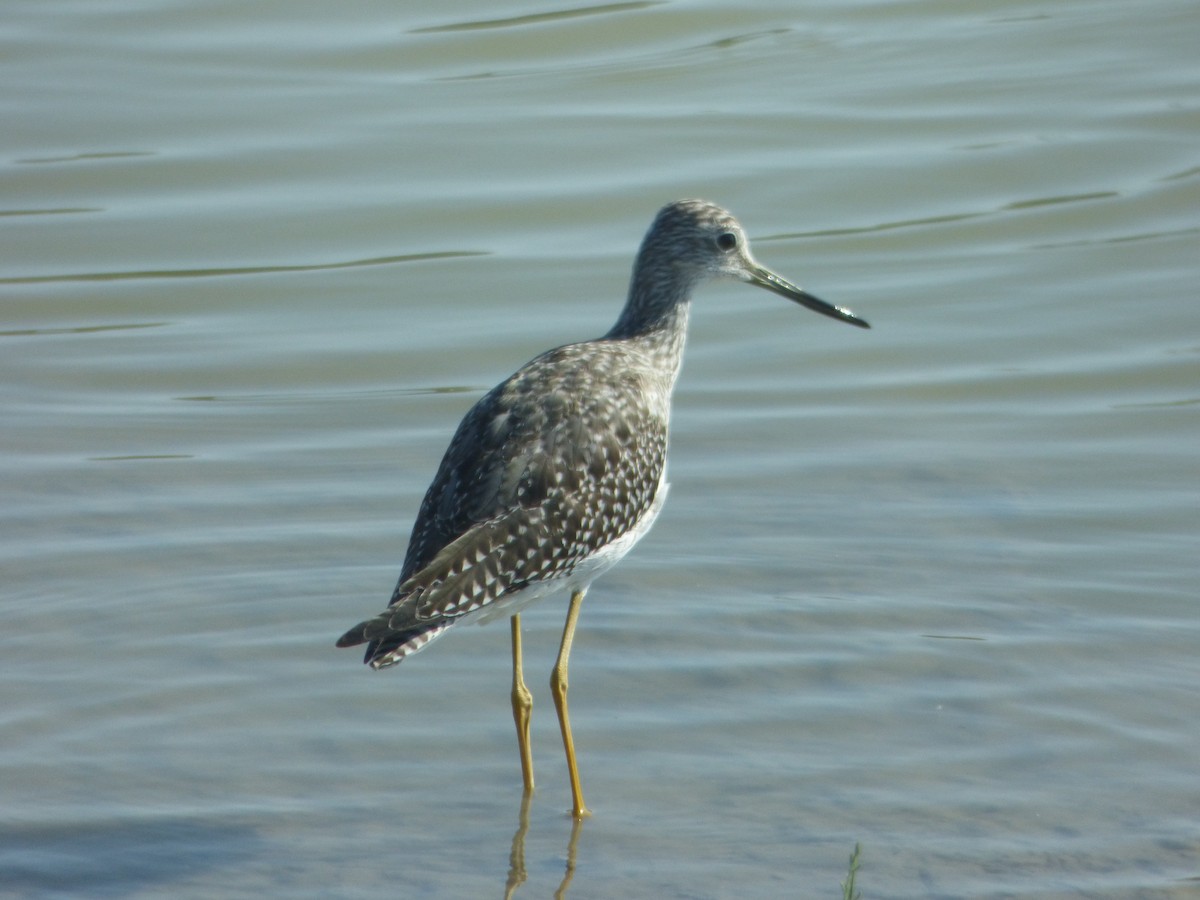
[335,612,450,670]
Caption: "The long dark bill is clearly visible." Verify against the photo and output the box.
[747,265,870,329]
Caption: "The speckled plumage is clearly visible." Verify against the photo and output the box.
[336,199,869,817]
[342,340,672,666]
[337,199,868,673]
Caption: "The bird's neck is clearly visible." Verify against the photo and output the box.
[605,254,695,371]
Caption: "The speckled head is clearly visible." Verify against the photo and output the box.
[634,199,870,329]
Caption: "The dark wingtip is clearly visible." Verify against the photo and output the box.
[335,623,369,649]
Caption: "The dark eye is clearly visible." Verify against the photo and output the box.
[716,231,738,251]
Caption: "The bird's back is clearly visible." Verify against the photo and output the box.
[337,337,671,666]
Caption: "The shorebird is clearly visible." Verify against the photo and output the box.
[336,199,869,818]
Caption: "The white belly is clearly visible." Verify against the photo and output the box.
[473,478,670,625]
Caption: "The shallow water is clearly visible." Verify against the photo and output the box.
[3,1,1198,897]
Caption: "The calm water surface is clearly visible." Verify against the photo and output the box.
[3,1,1198,897]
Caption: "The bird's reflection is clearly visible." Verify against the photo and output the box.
[503,793,531,898]
[503,792,583,899]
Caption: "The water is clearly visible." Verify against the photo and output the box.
[3,1,1198,897]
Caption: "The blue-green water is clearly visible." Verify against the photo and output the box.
[3,1,1198,897]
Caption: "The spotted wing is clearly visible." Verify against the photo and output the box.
[337,342,668,666]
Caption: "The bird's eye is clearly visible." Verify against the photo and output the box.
[716,231,738,251]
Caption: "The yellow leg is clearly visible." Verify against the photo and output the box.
[510,614,535,795]
[550,588,591,818]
